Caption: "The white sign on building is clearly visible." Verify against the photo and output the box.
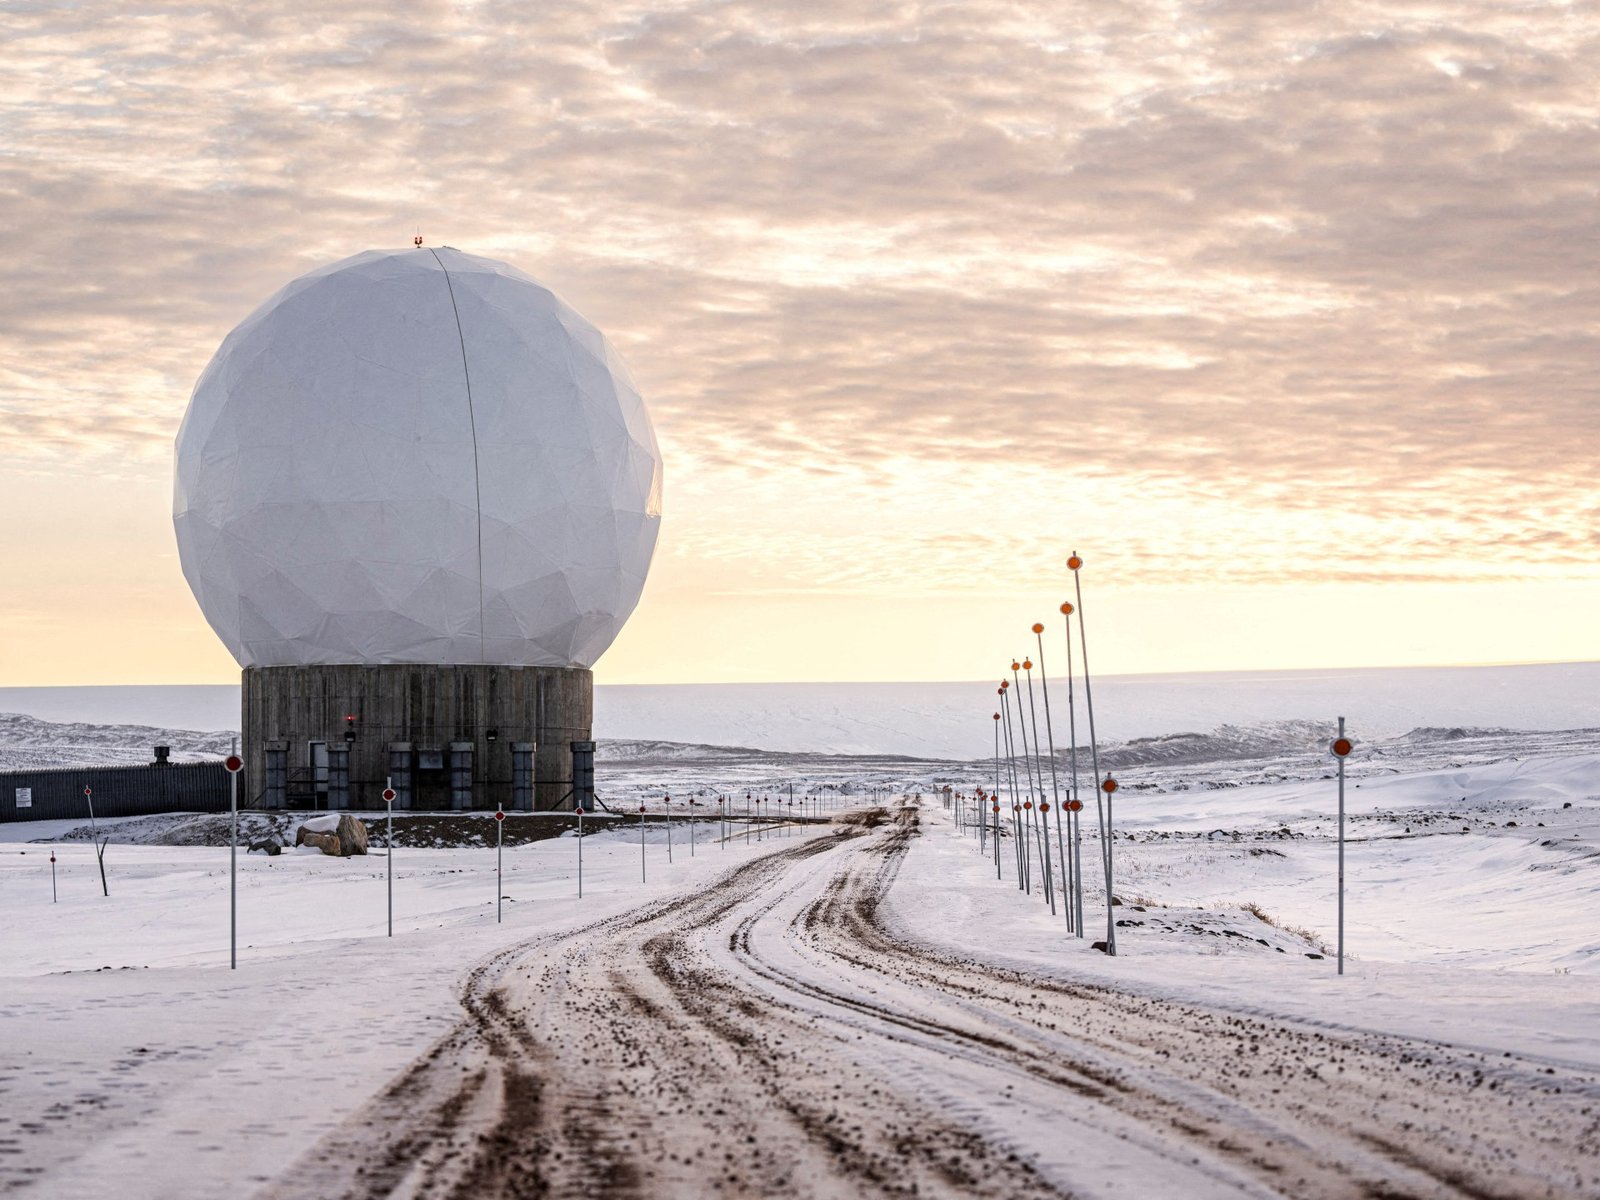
[15,787,32,809]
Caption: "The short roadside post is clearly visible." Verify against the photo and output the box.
[1067,797,1084,914]
[50,850,57,902]
[665,793,673,863]
[577,801,584,898]
[224,752,243,969]
[1331,722,1353,976]
[382,781,396,937]
[1101,776,1119,955]
[494,806,506,923]
[640,802,648,882]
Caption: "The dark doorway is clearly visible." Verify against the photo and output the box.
[414,747,450,811]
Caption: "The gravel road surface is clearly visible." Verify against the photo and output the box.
[261,804,1599,1199]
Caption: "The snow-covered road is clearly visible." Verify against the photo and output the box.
[249,804,1597,1200]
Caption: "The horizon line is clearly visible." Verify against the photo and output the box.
[2,657,1597,692]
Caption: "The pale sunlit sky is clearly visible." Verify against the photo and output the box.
[1,1,1596,686]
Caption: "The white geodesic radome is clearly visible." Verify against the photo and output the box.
[173,247,663,669]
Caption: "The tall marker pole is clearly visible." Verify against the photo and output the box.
[1070,552,1115,955]
[665,794,673,864]
[1331,721,1352,976]
[50,850,57,902]
[383,778,396,937]
[999,687,1020,885]
[224,748,242,969]
[1061,601,1085,937]
[1010,662,1040,814]
[1011,672,1036,896]
[577,802,584,898]
[1000,687,1025,888]
[992,713,1002,869]
[1023,658,1056,915]
[1034,624,1073,932]
[1008,667,1036,893]
[640,802,647,882]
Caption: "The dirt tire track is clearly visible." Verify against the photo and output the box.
[751,804,1599,1199]
[259,805,1600,1200]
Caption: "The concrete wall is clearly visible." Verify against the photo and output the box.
[242,664,592,810]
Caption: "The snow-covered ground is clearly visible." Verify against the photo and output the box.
[0,812,804,974]
[1,741,1596,1195]
[4,729,1596,979]
[2,669,1597,1197]
[897,793,1600,1071]
[0,816,833,1195]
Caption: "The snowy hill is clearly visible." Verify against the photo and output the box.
[2,661,1596,762]
[0,712,235,770]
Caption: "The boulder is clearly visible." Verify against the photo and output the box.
[336,813,369,856]
[293,814,369,857]
[295,826,342,856]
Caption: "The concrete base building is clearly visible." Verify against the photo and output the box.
[243,664,592,812]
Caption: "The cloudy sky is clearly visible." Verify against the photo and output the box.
[2,0,1596,686]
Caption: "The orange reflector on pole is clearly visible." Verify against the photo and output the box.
[1102,777,1118,794]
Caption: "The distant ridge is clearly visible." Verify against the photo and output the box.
[1,662,1596,761]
